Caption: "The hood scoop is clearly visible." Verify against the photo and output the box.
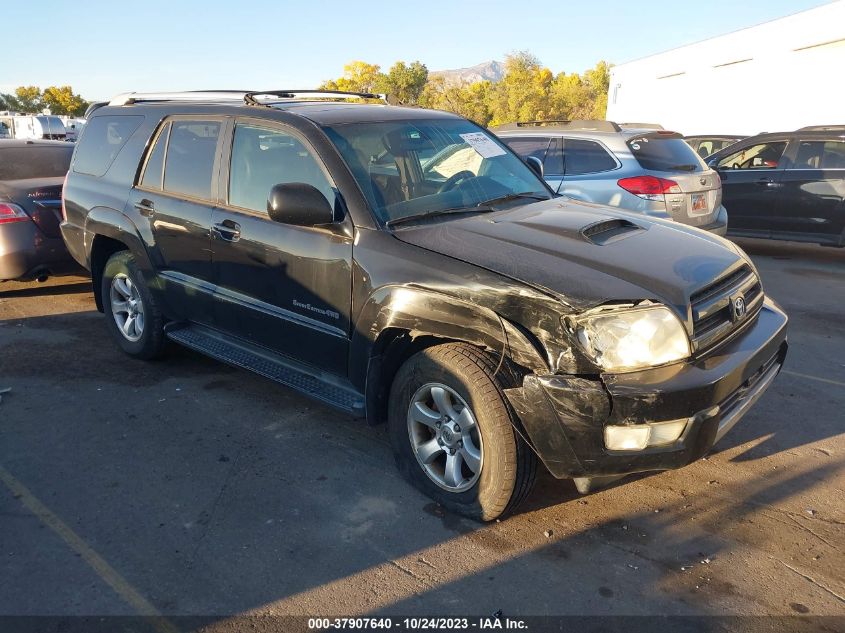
[581,218,643,245]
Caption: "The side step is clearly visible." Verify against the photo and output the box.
[166,324,365,416]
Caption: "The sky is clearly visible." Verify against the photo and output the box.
[2,0,834,100]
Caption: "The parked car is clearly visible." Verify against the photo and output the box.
[707,125,845,247]
[494,120,728,236]
[61,92,787,521]
[0,139,78,282]
[685,135,744,159]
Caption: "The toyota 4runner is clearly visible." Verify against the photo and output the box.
[61,91,788,521]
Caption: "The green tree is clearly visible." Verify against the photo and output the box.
[41,85,89,116]
[377,60,428,104]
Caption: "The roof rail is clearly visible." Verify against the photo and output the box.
[619,122,664,130]
[107,89,389,108]
[493,119,622,132]
[243,89,387,106]
[797,124,845,132]
[108,91,250,106]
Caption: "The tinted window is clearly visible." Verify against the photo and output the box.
[229,124,335,213]
[503,137,552,163]
[794,140,845,169]
[0,146,73,180]
[140,123,169,190]
[717,142,787,170]
[163,120,220,200]
[323,119,549,224]
[73,115,143,176]
[628,135,705,172]
[561,138,617,175]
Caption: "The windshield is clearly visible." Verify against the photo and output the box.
[322,118,550,224]
[0,146,74,180]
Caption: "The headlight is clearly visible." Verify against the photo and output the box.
[572,305,690,372]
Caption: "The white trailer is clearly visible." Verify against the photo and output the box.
[605,2,845,136]
[0,114,67,140]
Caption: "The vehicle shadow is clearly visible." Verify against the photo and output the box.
[0,280,91,299]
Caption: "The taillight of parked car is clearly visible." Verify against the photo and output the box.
[618,175,681,201]
[61,171,69,223]
[0,203,30,224]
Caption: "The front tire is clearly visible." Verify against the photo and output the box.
[388,343,537,521]
[101,251,165,359]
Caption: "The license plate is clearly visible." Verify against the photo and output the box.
[690,192,708,216]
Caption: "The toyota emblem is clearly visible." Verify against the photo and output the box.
[733,296,747,320]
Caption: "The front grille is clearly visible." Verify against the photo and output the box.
[690,264,763,352]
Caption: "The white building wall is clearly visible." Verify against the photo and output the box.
[606,2,845,136]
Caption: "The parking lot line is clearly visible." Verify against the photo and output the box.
[782,369,845,388]
[0,465,179,633]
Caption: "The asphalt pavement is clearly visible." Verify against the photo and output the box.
[0,238,842,631]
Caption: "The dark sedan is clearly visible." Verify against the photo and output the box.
[0,140,79,281]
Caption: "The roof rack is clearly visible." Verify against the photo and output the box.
[797,124,845,132]
[619,122,664,130]
[107,89,388,107]
[493,119,622,132]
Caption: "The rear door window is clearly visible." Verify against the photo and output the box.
[73,115,144,176]
[163,120,221,200]
[560,138,617,175]
[794,140,845,169]
[139,123,170,190]
[717,142,788,170]
[628,135,704,172]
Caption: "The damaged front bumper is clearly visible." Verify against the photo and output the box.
[505,298,788,483]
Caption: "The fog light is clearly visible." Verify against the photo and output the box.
[648,420,688,446]
[604,425,650,450]
[604,419,689,451]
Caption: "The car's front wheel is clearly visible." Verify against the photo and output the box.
[102,251,165,359]
[388,343,537,521]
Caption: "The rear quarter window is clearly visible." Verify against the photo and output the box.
[72,115,144,177]
[627,135,704,173]
[0,146,74,180]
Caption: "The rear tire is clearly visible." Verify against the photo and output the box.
[388,343,537,521]
[101,251,165,359]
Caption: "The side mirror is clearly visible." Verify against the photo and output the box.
[526,156,544,179]
[267,182,334,226]
[707,158,718,169]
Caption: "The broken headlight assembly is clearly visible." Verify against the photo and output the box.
[568,304,690,373]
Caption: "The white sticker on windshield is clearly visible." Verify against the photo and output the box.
[460,132,507,158]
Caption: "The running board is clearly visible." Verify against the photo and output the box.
[166,324,365,416]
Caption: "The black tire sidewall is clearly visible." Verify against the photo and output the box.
[101,251,163,359]
[388,345,521,521]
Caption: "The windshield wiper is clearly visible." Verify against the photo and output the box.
[386,205,496,228]
[479,191,549,206]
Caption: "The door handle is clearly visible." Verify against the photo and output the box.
[212,220,241,242]
[134,199,155,216]
[756,178,782,189]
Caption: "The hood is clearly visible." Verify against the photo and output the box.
[393,198,743,313]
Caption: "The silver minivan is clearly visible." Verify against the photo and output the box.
[494,120,728,235]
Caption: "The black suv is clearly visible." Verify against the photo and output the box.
[707,126,845,247]
[62,91,788,521]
